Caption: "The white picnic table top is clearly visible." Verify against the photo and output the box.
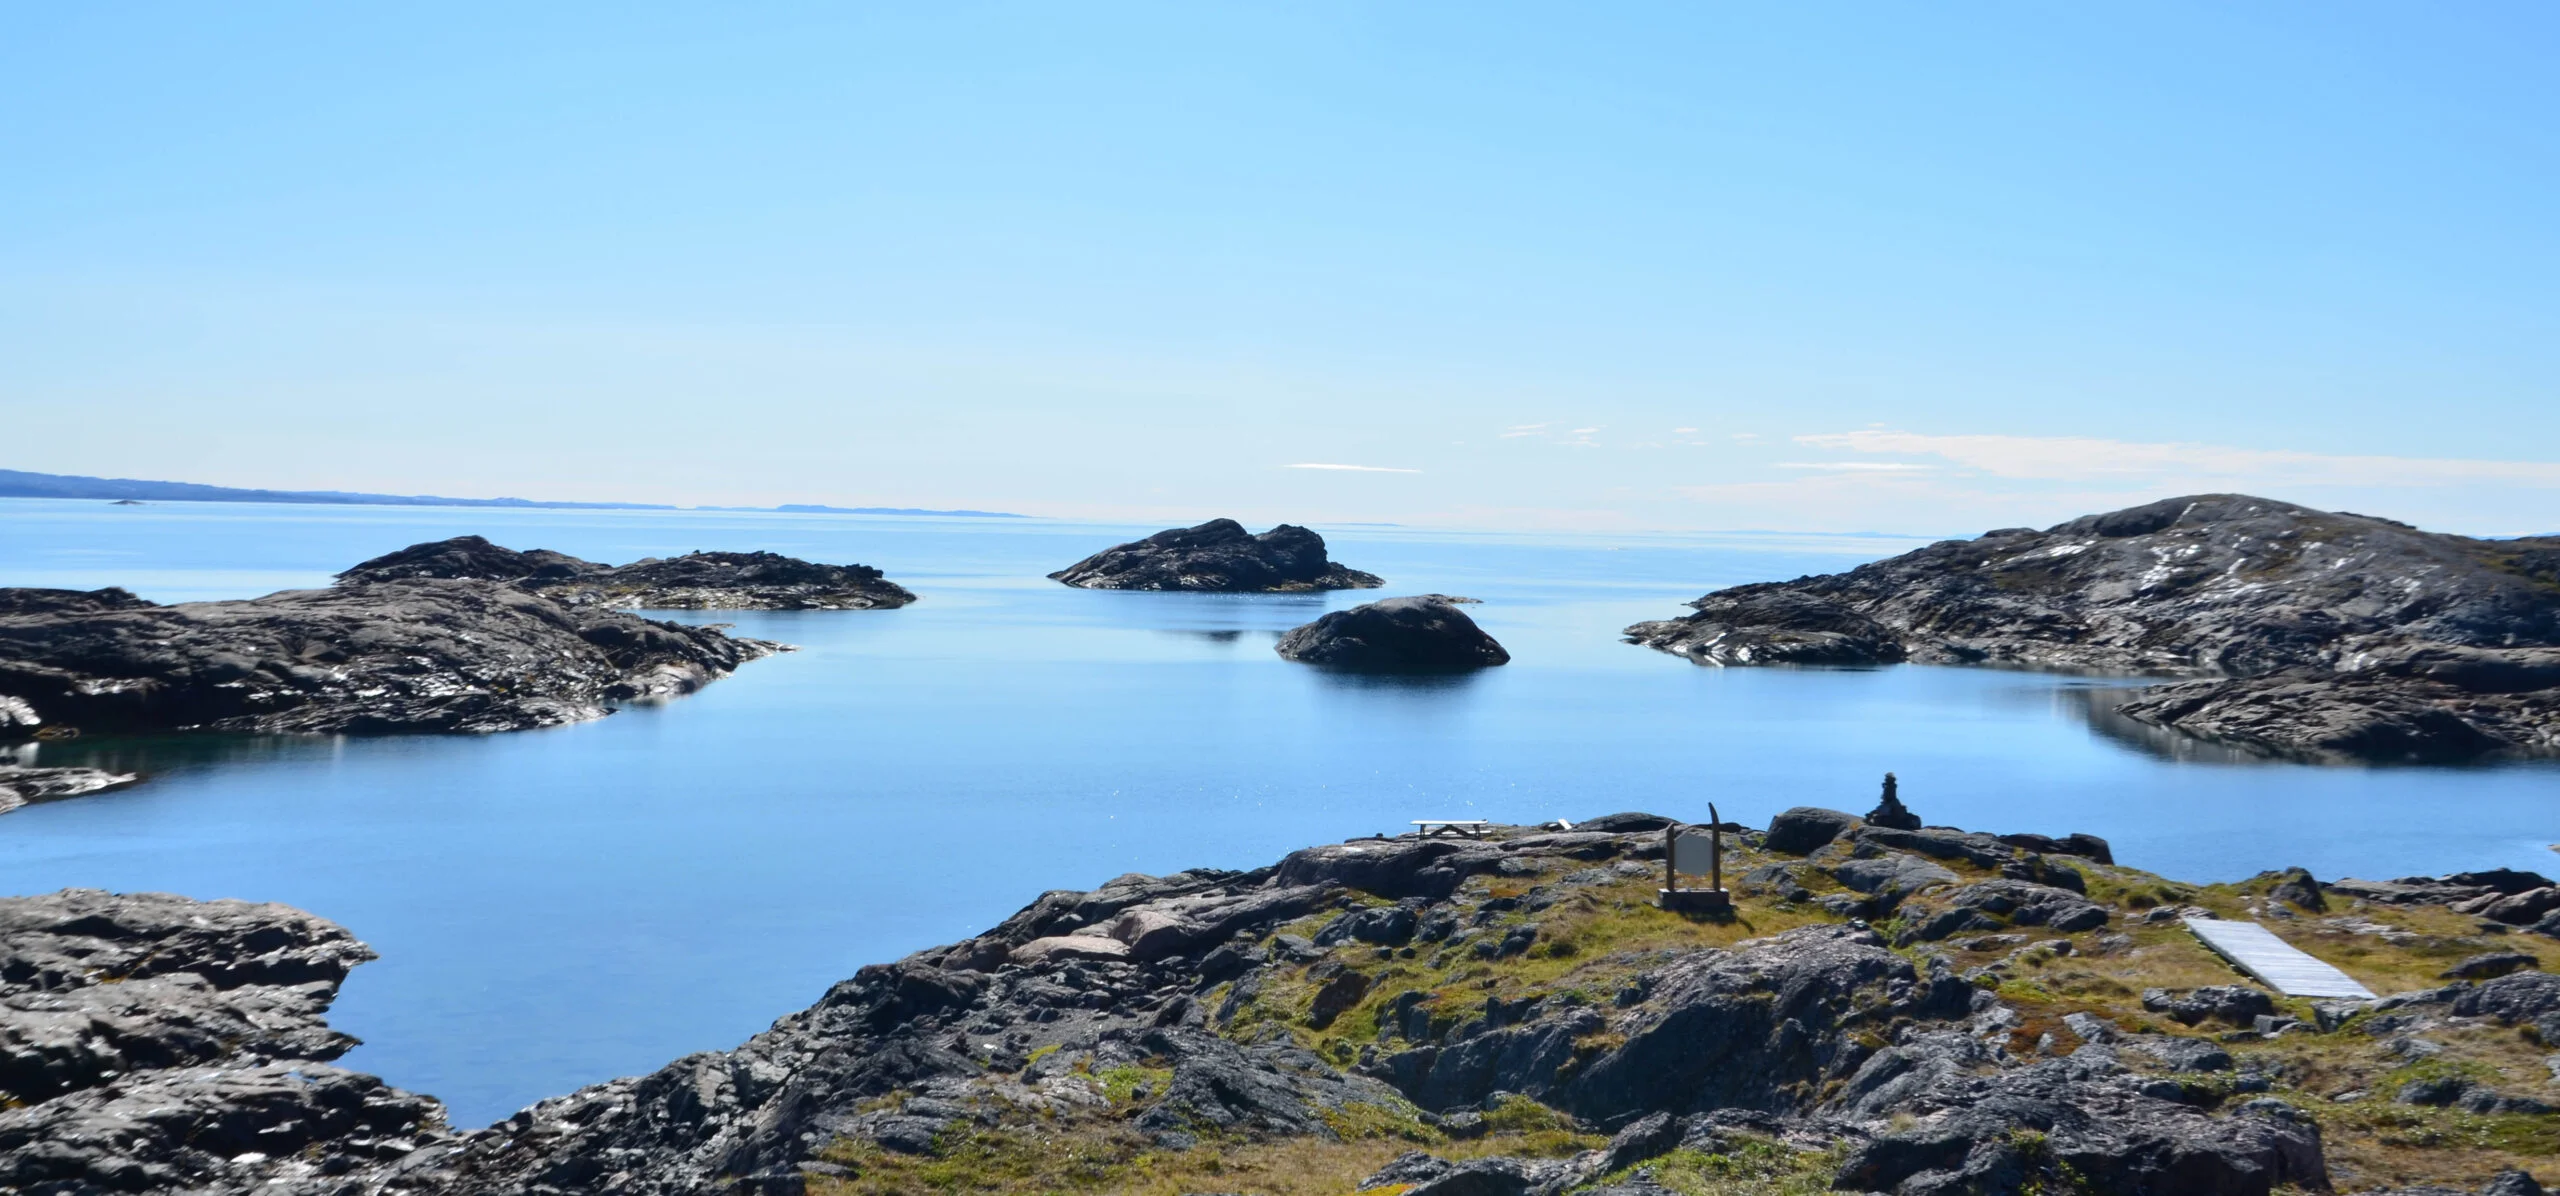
[2183,916,2377,1000]
[1411,819,1490,838]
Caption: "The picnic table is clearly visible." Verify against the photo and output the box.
[1411,820,1490,839]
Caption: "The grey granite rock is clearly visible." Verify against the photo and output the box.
[0,889,448,1195]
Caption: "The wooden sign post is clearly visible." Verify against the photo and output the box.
[1658,801,1734,914]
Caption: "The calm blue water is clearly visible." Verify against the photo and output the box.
[1,498,2553,1125]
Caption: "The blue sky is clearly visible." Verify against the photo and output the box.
[4,3,2557,534]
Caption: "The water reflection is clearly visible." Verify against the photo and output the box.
[1300,666,1492,694]
[17,732,346,778]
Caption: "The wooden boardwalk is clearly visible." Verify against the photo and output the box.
[2183,916,2377,1000]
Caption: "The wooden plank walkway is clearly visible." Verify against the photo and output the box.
[2183,916,2377,1000]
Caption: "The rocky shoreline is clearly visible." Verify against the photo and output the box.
[8,804,2555,1195]
[1626,495,2560,764]
[1050,519,1384,592]
[0,580,778,742]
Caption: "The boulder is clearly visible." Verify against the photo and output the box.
[2141,986,2277,1028]
[2264,867,2328,913]
[1899,880,2109,943]
[2443,952,2539,981]
[1274,597,1510,670]
[1833,1057,2328,1196]
[1764,806,1860,855]
[1562,925,1966,1120]
[1573,812,1678,833]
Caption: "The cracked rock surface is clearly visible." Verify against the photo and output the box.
[0,889,449,1195]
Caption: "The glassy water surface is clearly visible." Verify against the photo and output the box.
[2,499,2551,1124]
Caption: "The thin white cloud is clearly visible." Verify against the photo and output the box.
[1776,461,1937,472]
[1672,426,1699,434]
[1285,462,1422,474]
[1498,422,1551,439]
[1793,429,2560,488]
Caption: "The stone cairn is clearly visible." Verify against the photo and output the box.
[1864,771,1922,830]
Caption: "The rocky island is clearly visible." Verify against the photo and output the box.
[340,535,918,610]
[1277,595,1512,670]
[1625,495,2560,763]
[9,803,2556,1195]
[0,534,918,748]
[1050,519,1385,592]
[0,578,776,742]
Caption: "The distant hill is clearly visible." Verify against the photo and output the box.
[0,468,1024,518]
[770,504,1026,518]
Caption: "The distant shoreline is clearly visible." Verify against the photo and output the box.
[0,467,1027,518]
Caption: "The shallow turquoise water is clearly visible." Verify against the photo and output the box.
[1,498,2552,1125]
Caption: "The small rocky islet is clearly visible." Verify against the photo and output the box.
[339,535,918,611]
[9,794,2557,1196]
[1050,519,1384,592]
[1276,595,1512,670]
[1625,494,2560,765]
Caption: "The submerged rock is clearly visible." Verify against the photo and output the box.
[341,534,917,610]
[0,764,138,815]
[1048,519,1382,592]
[1274,596,1509,670]
[1624,494,2560,763]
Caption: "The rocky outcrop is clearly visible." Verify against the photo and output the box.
[23,808,2554,1194]
[1048,519,1383,592]
[0,890,449,1194]
[0,578,779,738]
[0,763,138,814]
[340,535,917,610]
[1625,494,2560,763]
[2327,867,2560,940]
[1274,596,1510,670]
